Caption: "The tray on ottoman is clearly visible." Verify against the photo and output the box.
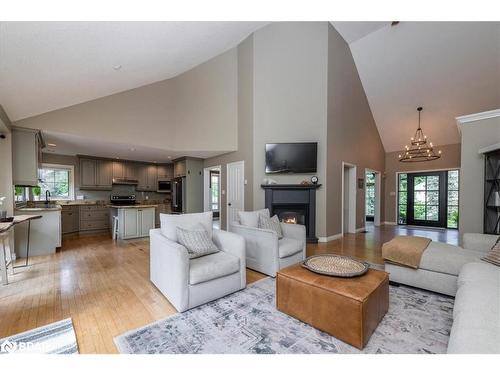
[276,263,389,349]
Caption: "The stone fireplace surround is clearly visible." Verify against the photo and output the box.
[261,184,321,243]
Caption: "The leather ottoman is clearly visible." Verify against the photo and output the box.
[276,263,389,349]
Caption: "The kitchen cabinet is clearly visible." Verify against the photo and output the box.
[12,128,41,186]
[119,207,155,239]
[157,164,173,179]
[174,159,186,177]
[96,159,113,188]
[79,205,110,232]
[155,203,171,227]
[125,162,138,180]
[80,158,97,188]
[137,164,157,191]
[112,161,126,179]
[61,206,79,234]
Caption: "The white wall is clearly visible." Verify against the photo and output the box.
[458,113,500,235]
[13,48,239,155]
[252,22,329,237]
[0,108,13,216]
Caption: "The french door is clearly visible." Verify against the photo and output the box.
[406,171,447,227]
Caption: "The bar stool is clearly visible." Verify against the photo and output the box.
[112,216,119,240]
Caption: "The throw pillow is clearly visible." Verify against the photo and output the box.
[238,208,270,227]
[176,224,220,259]
[481,237,500,267]
[258,214,283,239]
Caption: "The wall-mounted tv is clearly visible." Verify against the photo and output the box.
[265,142,317,174]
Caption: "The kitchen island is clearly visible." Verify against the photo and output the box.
[108,205,157,239]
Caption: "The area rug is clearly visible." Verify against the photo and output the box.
[114,278,454,354]
[0,318,78,354]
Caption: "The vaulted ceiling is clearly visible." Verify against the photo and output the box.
[333,21,500,152]
[0,21,266,121]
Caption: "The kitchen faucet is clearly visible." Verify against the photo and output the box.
[45,190,51,204]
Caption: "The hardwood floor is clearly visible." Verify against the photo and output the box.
[0,224,458,353]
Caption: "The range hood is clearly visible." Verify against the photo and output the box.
[112,178,138,185]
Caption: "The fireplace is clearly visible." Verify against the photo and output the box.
[261,184,321,243]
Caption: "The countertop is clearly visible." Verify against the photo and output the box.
[108,204,158,209]
[15,205,62,212]
[57,200,107,206]
[0,214,43,233]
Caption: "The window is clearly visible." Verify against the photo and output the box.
[38,164,74,200]
[365,172,375,217]
[447,170,459,229]
[398,173,407,224]
[210,172,220,211]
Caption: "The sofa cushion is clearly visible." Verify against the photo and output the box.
[419,241,483,276]
[238,208,269,228]
[457,261,500,288]
[189,251,240,285]
[160,212,213,242]
[278,237,303,258]
[259,214,283,239]
[176,225,219,259]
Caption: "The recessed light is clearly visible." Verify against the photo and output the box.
[113,64,122,71]
[115,157,120,159]
[167,156,172,159]
[47,143,57,147]
[130,147,136,151]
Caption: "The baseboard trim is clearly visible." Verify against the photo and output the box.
[355,227,366,233]
[382,221,397,225]
[318,233,343,242]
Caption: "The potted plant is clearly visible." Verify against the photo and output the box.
[32,186,41,201]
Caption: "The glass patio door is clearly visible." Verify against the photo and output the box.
[407,171,447,227]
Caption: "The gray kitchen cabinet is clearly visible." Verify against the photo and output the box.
[79,205,110,232]
[157,164,173,179]
[184,158,204,213]
[112,161,126,179]
[125,162,138,180]
[61,206,79,234]
[155,203,171,227]
[80,158,97,188]
[96,159,113,188]
[12,127,41,186]
[174,159,186,177]
[137,164,157,191]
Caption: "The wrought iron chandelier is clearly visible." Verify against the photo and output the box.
[399,107,441,163]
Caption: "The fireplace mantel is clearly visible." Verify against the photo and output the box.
[261,184,321,190]
[261,184,320,243]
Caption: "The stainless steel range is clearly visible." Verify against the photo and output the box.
[110,194,136,206]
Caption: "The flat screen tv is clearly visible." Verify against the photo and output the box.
[265,142,317,174]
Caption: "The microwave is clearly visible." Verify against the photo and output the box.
[157,179,171,193]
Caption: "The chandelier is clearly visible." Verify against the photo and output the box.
[399,107,441,163]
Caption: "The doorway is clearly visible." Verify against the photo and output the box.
[342,162,357,234]
[365,169,381,226]
[226,161,245,229]
[398,170,460,229]
[203,166,221,227]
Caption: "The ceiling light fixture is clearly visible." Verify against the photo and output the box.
[130,147,136,151]
[47,143,57,147]
[113,64,122,71]
[399,107,441,163]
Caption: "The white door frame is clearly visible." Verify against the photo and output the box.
[226,161,245,229]
[365,168,381,227]
[203,165,221,212]
[341,162,357,234]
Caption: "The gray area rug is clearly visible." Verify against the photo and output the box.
[115,278,454,354]
[0,318,78,354]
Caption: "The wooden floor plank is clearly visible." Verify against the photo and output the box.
[0,224,458,353]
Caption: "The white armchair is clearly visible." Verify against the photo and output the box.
[150,212,246,312]
[231,220,306,277]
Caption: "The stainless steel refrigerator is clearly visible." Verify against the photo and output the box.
[171,177,185,213]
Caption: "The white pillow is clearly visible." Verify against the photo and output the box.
[160,212,213,242]
[238,208,270,228]
[258,214,283,239]
[176,224,219,259]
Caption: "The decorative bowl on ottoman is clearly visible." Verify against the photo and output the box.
[301,254,369,277]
